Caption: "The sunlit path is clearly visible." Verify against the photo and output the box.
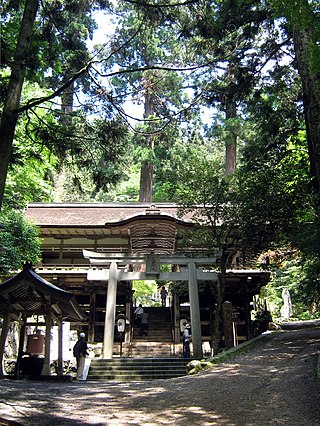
[0,327,319,425]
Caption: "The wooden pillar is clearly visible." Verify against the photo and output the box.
[172,264,181,345]
[57,318,63,376]
[126,285,134,346]
[88,290,96,343]
[14,315,27,377]
[173,290,180,344]
[125,301,131,344]
[59,239,64,260]
[41,303,52,375]
[103,261,118,359]
[243,286,252,340]
[223,301,234,349]
[188,261,203,359]
[0,310,10,376]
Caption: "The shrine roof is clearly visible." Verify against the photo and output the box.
[0,263,87,321]
[25,202,192,227]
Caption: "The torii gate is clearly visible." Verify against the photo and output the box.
[83,250,220,359]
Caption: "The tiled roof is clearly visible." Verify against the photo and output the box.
[25,202,189,226]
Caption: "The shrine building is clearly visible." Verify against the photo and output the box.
[23,202,270,360]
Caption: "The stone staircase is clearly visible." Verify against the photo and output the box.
[87,357,190,381]
[129,306,174,357]
[86,307,189,381]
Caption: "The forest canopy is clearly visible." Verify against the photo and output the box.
[0,0,320,317]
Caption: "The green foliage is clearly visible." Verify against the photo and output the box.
[1,0,320,317]
[3,75,131,204]
[168,146,241,264]
[236,86,312,251]
[153,133,225,202]
[0,210,41,278]
[1,81,58,209]
[271,0,320,74]
[296,256,320,315]
[53,117,131,201]
[257,247,320,320]
[0,0,118,208]
[5,158,55,209]
[132,280,159,307]
[94,166,140,202]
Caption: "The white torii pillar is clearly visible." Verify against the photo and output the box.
[188,261,203,359]
[103,261,118,359]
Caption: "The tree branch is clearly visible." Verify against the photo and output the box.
[123,0,200,8]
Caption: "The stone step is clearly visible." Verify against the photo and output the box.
[133,335,172,342]
[89,360,189,370]
[133,331,171,337]
[134,322,170,327]
[113,340,178,357]
[128,349,173,357]
[91,357,188,365]
[133,327,171,333]
[87,357,190,381]
[149,318,171,324]
[131,307,173,357]
[132,342,172,347]
[130,337,172,342]
[89,366,187,375]
[125,344,174,357]
[88,372,185,381]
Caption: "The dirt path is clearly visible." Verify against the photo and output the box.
[0,327,319,425]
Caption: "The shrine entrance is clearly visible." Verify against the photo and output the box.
[23,202,271,361]
[84,251,221,359]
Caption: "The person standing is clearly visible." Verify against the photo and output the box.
[160,286,168,307]
[73,332,88,380]
[183,323,191,359]
[134,304,144,327]
[140,310,149,336]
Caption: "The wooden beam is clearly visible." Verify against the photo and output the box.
[87,269,218,282]
[83,250,221,265]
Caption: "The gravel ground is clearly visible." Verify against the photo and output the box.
[0,326,319,426]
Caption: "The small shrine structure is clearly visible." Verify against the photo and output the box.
[0,262,86,377]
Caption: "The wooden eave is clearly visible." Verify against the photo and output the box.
[0,265,86,322]
[26,203,194,256]
[224,270,271,295]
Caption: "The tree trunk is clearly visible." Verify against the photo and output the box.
[139,72,155,203]
[0,0,39,209]
[211,249,233,355]
[139,161,153,202]
[211,266,227,355]
[225,99,237,175]
[222,59,238,176]
[291,9,320,193]
[61,71,74,115]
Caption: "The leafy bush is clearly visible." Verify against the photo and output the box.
[0,210,41,278]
